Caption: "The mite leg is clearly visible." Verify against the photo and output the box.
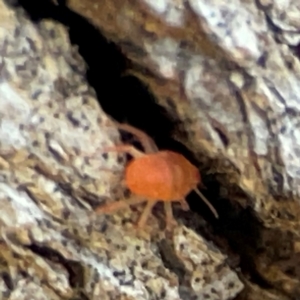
[102,144,145,159]
[95,196,147,214]
[136,200,157,228]
[116,123,158,154]
[164,202,177,230]
[82,143,145,163]
[194,188,219,218]
[178,198,190,211]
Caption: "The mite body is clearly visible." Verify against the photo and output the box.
[95,123,218,229]
[125,150,200,201]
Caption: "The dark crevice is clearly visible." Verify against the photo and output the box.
[26,244,85,289]
[7,0,273,295]
[157,239,187,284]
[1,271,14,291]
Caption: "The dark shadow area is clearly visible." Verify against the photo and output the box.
[26,243,87,292]
[9,0,271,291]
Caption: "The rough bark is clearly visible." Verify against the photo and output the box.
[0,2,245,300]
[58,1,300,299]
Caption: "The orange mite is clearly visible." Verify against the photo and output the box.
[95,123,218,229]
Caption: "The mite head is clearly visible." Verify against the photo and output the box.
[193,168,201,186]
[185,160,202,190]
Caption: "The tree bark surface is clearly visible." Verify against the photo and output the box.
[64,0,300,298]
[3,0,300,299]
[0,2,245,300]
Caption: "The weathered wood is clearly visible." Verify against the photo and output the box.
[62,0,300,299]
[0,2,244,300]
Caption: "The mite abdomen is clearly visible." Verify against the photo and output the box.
[125,151,199,201]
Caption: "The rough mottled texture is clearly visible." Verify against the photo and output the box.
[0,2,243,300]
[59,0,300,299]
[259,0,300,45]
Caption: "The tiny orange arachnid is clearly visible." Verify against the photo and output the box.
[95,123,218,230]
